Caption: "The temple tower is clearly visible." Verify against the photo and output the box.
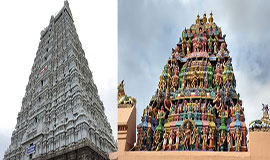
[4,1,116,160]
[135,12,247,152]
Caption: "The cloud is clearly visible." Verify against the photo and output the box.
[118,0,270,130]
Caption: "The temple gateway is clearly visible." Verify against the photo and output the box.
[4,1,116,160]
[116,12,270,160]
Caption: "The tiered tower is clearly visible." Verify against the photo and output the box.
[4,1,116,160]
[136,13,247,152]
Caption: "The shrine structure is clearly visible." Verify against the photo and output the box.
[116,13,270,160]
[135,12,247,152]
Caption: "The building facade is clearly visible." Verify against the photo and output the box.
[4,1,116,160]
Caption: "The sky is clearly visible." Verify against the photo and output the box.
[0,0,117,158]
[119,0,270,141]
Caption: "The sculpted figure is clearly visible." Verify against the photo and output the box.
[156,106,165,132]
[208,129,214,150]
[193,100,200,113]
[164,91,172,112]
[202,99,207,113]
[196,37,202,52]
[192,36,197,52]
[208,36,213,53]
[201,128,208,150]
[219,131,226,151]
[168,129,174,150]
[181,75,186,89]
[195,128,200,150]
[202,34,208,52]
[224,89,234,110]
[182,100,188,113]
[171,70,179,92]
[213,88,221,110]
[152,130,160,151]
[163,130,169,150]
[234,128,242,152]
[184,122,192,150]
[139,129,145,150]
[262,104,269,120]
[213,38,218,54]
[191,71,198,88]
[182,38,187,55]
[227,132,231,151]
[175,127,182,150]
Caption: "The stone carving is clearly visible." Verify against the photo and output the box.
[135,12,248,152]
[4,2,116,160]
[118,80,136,107]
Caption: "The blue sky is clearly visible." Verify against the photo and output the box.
[118,0,270,134]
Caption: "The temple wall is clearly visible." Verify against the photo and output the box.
[116,106,270,160]
[118,105,136,151]
[116,132,270,160]
[118,151,250,160]
[249,132,270,160]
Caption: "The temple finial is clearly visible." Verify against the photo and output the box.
[203,12,207,24]
[196,14,200,24]
[208,11,213,23]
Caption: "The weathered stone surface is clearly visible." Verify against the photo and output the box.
[4,1,116,160]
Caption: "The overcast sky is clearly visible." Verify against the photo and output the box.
[0,0,116,158]
[119,0,270,137]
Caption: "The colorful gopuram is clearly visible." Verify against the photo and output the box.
[135,12,248,152]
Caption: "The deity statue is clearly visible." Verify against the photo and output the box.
[201,128,208,150]
[227,132,231,151]
[193,100,200,113]
[176,127,182,150]
[196,37,202,52]
[182,100,188,113]
[195,128,200,150]
[139,129,145,150]
[188,28,193,38]
[187,39,192,55]
[207,102,214,114]
[191,71,198,88]
[164,91,172,112]
[262,103,269,120]
[208,36,213,53]
[204,76,208,89]
[159,76,166,91]
[163,130,169,150]
[202,99,207,113]
[208,128,214,150]
[192,36,197,52]
[184,122,193,150]
[224,88,234,110]
[181,75,186,90]
[213,88,221,110]
[177,100,182,113]
[171,70,179,92]
[156,106,165,132]
[202,33,208,52]
[118,80,137,107]
[213,38,218,54]
[168,129,175,150]
[146,127,152,150]
[234,127,242,152]
[219,130,226,151]
[182,38,187,55]
[219,42,226,57]
[152,130,160,151]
